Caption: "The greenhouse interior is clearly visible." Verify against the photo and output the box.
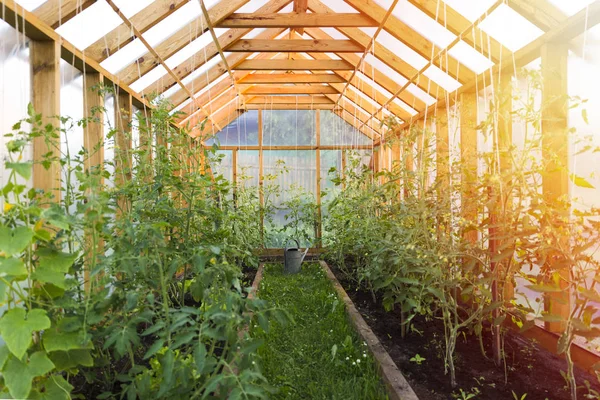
[1,0,600,399]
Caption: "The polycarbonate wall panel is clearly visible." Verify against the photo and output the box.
[211,150,233,182]
[104,95,116,188]
[207,110,259,146]
[263,150,317,248]
[0,19,31,189]
[320,111,372,146]
[262,110,316,146]
[237,150,259,189]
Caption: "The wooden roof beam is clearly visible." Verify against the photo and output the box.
[293,0,308,34]
[105,0,222,130]
[245,95,335,104]
[33,0,96,28]
[142,0,291,95]
[244,104,335,110]
[304,28,427,111]
[218,12,377,28]
[377,1,600,144]
[167,29,286,108]
[117,0,250,84]
[306,0,443,99]
[407,0,512,63]
[237,73,346,84]
[344,0,477,83]
[84,0,189,61]
[234,59,354,70]
[242,85,339,94]
[225,39,364,52]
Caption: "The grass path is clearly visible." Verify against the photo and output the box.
[253,262,388,400]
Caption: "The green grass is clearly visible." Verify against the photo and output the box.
[252,262,389,400]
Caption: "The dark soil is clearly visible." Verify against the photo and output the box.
[331,266,600,400]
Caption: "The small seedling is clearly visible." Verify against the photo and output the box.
[409,354,426,365]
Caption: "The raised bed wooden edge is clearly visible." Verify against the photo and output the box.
[248,261,419,400]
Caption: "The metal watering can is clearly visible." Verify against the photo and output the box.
[284,239,309,274]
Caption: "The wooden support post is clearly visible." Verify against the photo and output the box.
[83,71,104,292]
[114,88,132,214]
[258,110,265,246]
[31,39,61,202]
[460,91,478,245]
[403,128,414,199]
[316,110,322,247]
[436,107,450,224]
[541,42,570,333]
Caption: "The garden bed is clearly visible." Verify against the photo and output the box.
[251,262,390,399]
[328,263,600,400]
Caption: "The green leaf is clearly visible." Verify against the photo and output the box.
[0,308,51,359]
[0,225,34,256]
[4,351,55,399]
[32,250,77,289]
[524,284,562,293]
[49,349,93,370]
[194,342,207,373]
[43,328,92,353]
[31,375,74,400]
[0,257,27,276]
[143,339,165,360]
[570,174,595,189]
[6,162,33,180]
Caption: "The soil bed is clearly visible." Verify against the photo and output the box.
[329,264,600,400]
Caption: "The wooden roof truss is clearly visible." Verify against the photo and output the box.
[5,0,600,141]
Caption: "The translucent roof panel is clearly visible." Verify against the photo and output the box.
[56,1,121,50]
[321,27,349,40]
[205,110,259,146]
[365,54,408,85]
[101,1,213,74]
[320,0,360,13]
[374,30,428,70]
[479,4,544,52]
[237,0,273,13]
[423,65,462,92]
[443,0,498,22]
[320,111,372,146]
[15,0,47,11]
[548,0,596,16]
[447,41,495,74]
[392,0,456,48]
[162,56,222,98]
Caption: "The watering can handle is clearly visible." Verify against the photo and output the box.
[285,239,300,251]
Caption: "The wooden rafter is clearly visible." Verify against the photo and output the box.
[358,1,505,132]
[167,29,286,108]
[142,0,291,95]
[218,13,377,28]
[197,0,246,112]
[344,0,477,83]
[238,73,345,84]
[105,0,222,130]
[376,0,600,144]
[241,85,339,95]
[245,104,335,110]
[293,0,308,34]
[225,39,364,53]
[116,0,249,84]
[84,0,189,61]
[306,0,443,99]
[245,95,335,104]
[304,27,428,112]
[332,0,400,114]
[0,0,150,109]
[33,0,95,28]
[234,59,354,70]
[407,0,512,63]
[506,0,566,31]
